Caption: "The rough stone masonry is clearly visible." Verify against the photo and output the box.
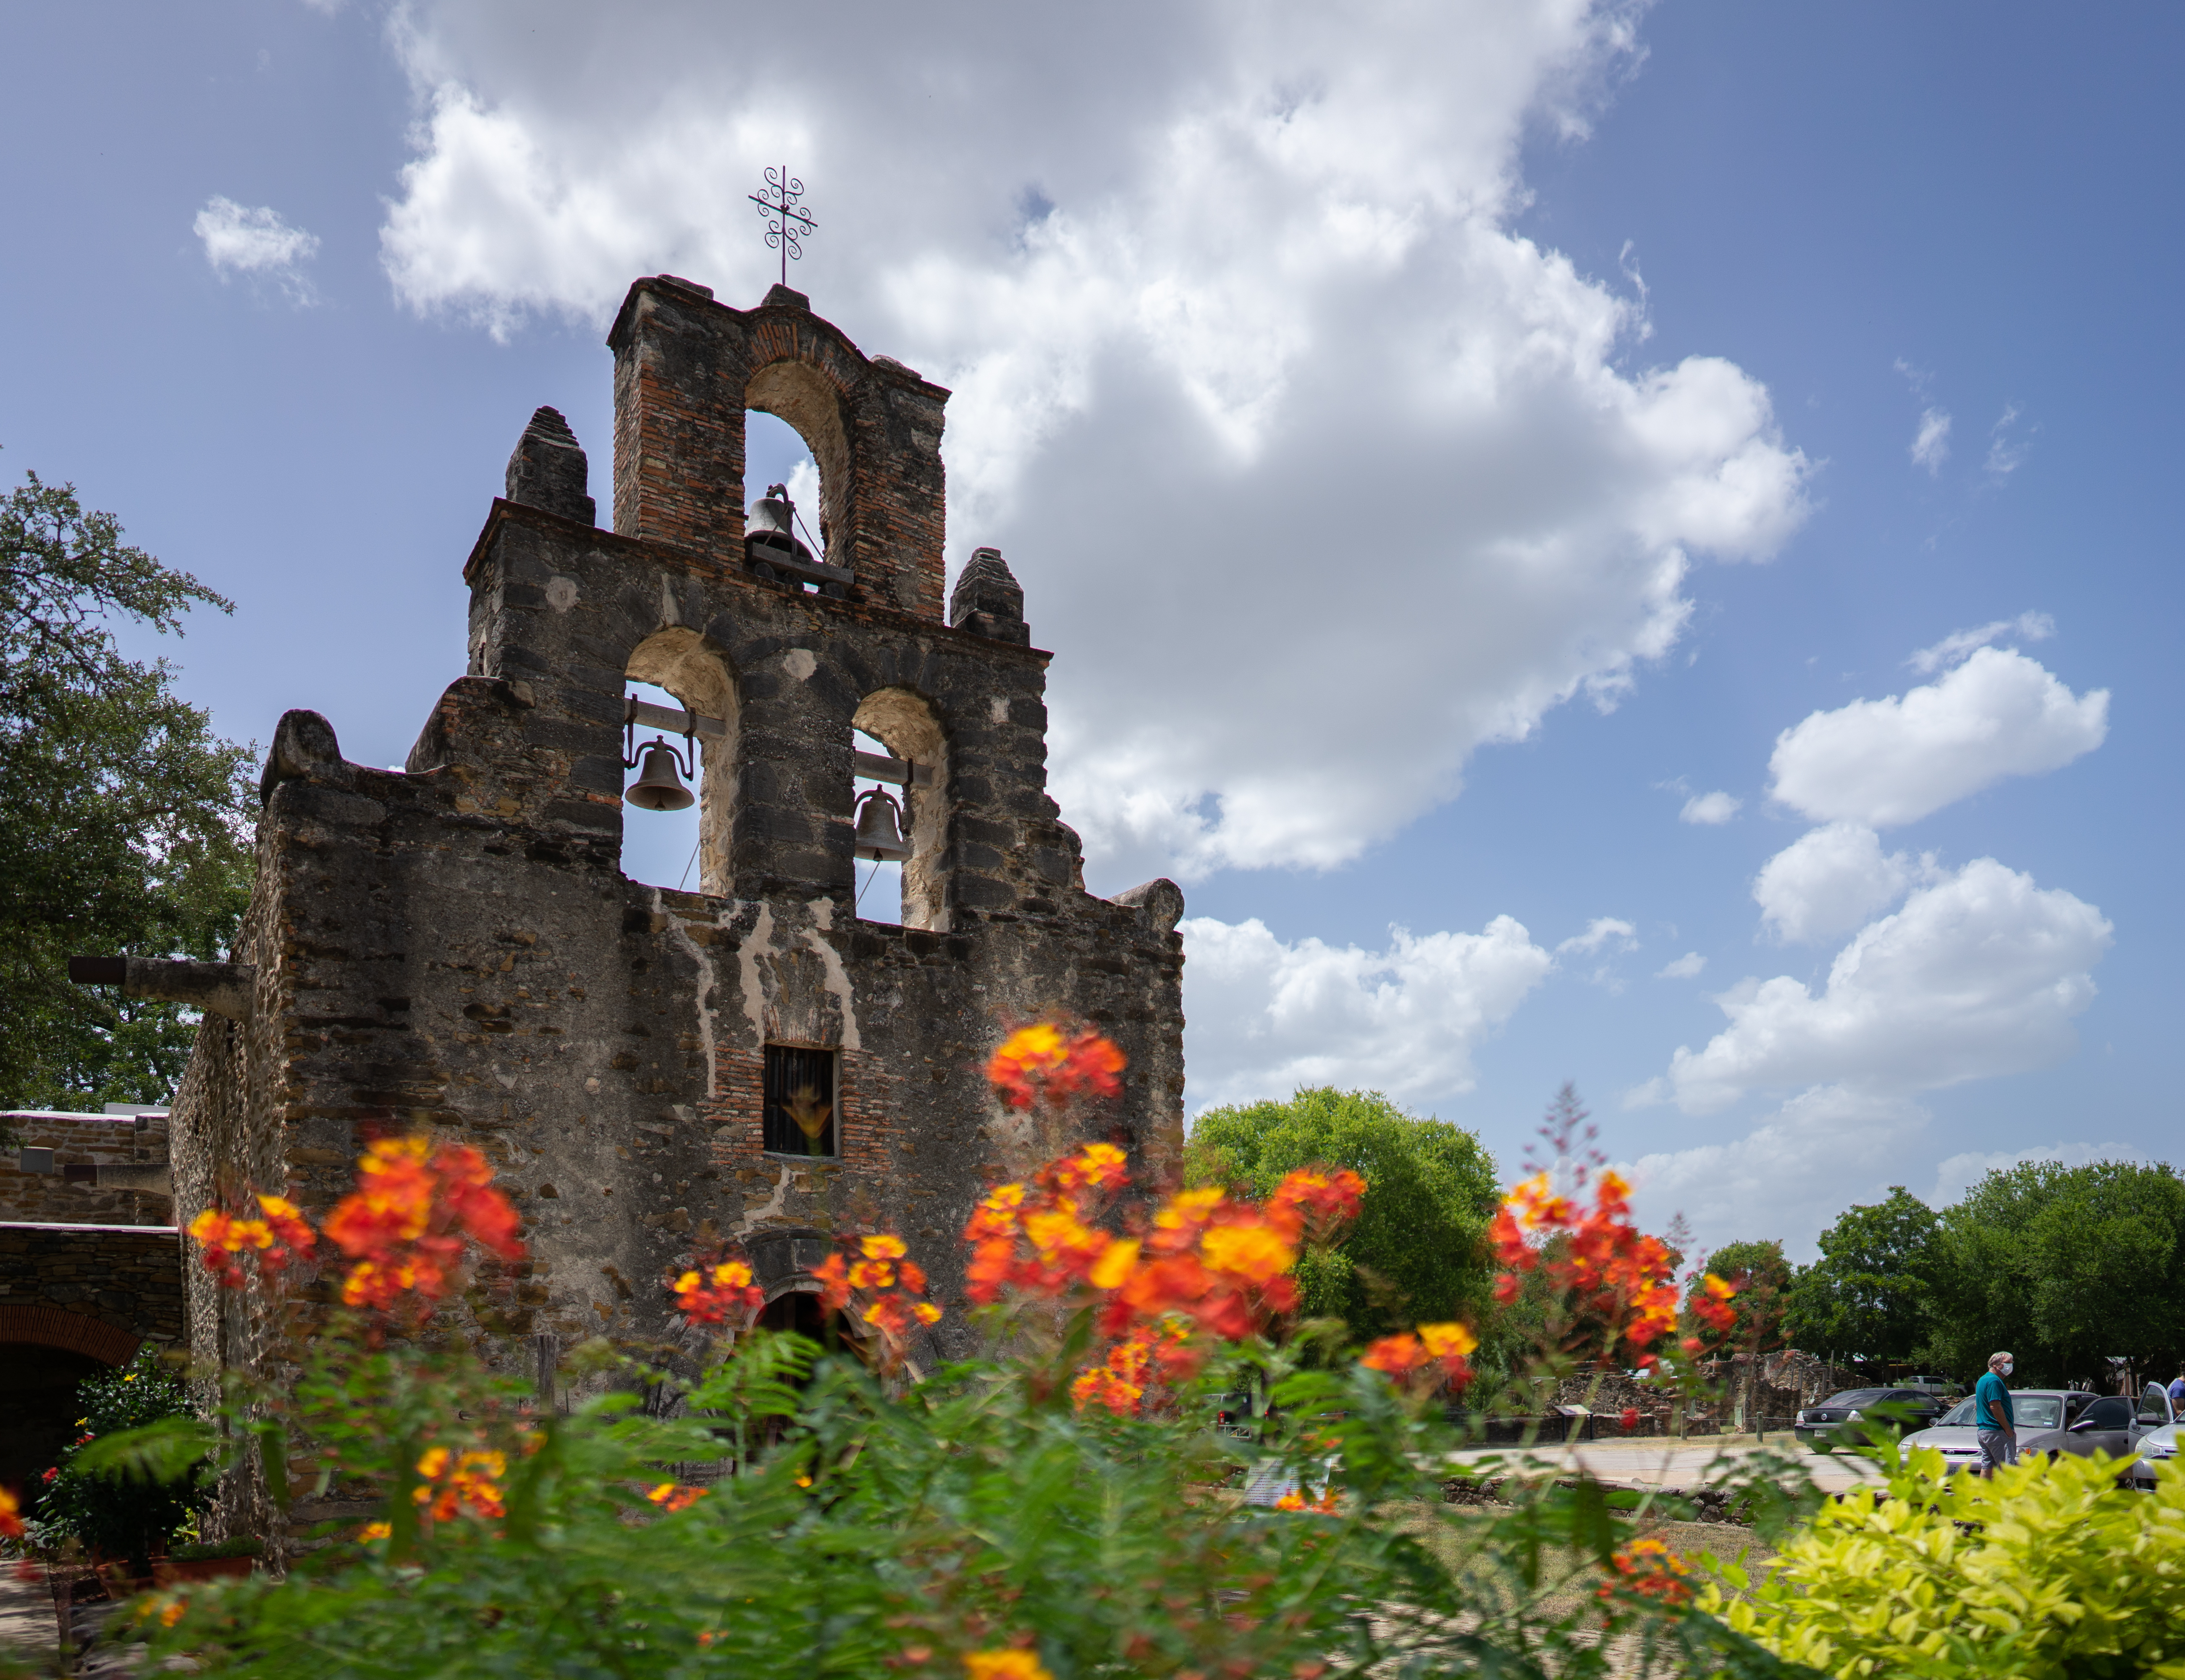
[142,276,1186,1426]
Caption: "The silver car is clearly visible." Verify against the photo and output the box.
[2020,1386,2173,1473]
[1897,1389,2084,1474]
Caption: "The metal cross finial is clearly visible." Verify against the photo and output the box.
[749,167,816,289]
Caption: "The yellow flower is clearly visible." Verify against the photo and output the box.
[860,1234,907,1260]
[160,1599,187,1628]
[1199,1223,1295,1283]
[710,1260,753,1289]
[993,1023,1064,1066]
[964,1651,1054,1680]
[675,1270,702,1293]
[1418,1322,1479,1360]
[1087,1239,1140,1290]
[913,1302,944,1326]
[359,1522,392,1542]
[416,1446,451,1480]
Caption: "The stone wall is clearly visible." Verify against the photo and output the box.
[0,1111,171,1226]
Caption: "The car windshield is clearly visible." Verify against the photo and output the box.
[1822,1390,1896,1407]
[1938,1394,2064,1429]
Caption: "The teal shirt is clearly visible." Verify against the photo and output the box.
[1975,1371,2014,1432]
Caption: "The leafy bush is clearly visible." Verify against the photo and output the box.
[31,1344,208,1572]
[1704,1444,2185,1677]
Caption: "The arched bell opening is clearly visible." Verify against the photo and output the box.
[851,688,948,932]
[741,360,853,598]
[622,628,738,898]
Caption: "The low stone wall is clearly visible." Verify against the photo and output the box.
[0,1222,188,1360]
[0,1110,170,1226]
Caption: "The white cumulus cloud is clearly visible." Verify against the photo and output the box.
[1628,1085,1927,1258]
[1658,857,2112,1116]
[194,196,320,297]
[1752,822,1916,945]
[1655,951,1705,979]
[1910,407,1952,474]
[1679,790,1740,825]
[369,0,1811,884]
[1178,913,1552,1113]
[1768,646,2107,827]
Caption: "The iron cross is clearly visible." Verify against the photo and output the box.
[749,167,816,288]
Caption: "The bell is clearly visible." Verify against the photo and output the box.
[624,739,696,811]
[853,788,910,861]
[749,483,796,535]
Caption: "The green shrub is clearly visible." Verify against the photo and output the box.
[1704,1446,2185,1677]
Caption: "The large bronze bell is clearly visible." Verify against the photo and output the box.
[624,739,696,811]
[853,787,910,861]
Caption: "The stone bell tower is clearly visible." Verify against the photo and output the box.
[150,276,1188,1426]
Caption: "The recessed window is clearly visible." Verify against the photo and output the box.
[763,1043,837,1157]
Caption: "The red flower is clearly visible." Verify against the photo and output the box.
[986,1023,1126,1110]
[672,1257,766,1327]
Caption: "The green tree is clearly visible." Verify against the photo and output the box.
[1782,1188,1938,1371]
[1926,1159,2185,1387]
[1184,1087,1501,1343]
[0,466,254,1109]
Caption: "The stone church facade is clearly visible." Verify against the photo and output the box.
[84,275,1186,1423]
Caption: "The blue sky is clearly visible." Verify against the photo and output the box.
[3,1,2175,1257]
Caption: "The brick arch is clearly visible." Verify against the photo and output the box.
[626,626,740,898]
[0,1305,142,1365]
[745,352,856,564]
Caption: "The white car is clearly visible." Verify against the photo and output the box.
[2131,1410,2181,1491]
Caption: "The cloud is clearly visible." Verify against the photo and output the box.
[194,196,320,298]
[1657,857,2112,1116]
[1655,951,1705,979]
[1679,790,1740,825]
[1752,822,1915,945]
[1768,646,2107,827]
[371,0,1811,884]
[1910,407,1952,474]
[1558,917,1637,957]
[1627,1085,1927,1258]
[1179,913,1552,1113]
[1986,402,2031,478]
[1907,611,2054,675]
[1927,1141,2151,1209]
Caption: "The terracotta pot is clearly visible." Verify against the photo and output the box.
[153,1556,255,1586]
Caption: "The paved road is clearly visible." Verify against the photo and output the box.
[1448,1434,1881,1494]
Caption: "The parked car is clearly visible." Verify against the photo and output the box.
[2020,1388,2170,1468]
[1794,1386,1952,1452]
[1896,1373,1962,1399]
[1897,1388,2087,1473]
[2130,1415,2180,1491]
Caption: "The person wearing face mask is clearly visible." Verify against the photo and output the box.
[1975,1351,2017,1476]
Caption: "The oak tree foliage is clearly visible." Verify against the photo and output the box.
[0,464,255,1109]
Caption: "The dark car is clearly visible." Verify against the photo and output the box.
[1794,1386,1951,1453]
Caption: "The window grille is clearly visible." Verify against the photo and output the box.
[763,1044,837,1156]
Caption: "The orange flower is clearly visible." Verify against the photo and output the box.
[0,1486,21,1541]
[1361,1319,1478,1388]
[964,1650,1054,1680]
[813,1230,940,1359]
[647,1482,707,1512]
[1490,1168,1682,1367]
[672,1254,766,1327]
[986,1023,1125,1110]
[317,1137,524,1314]
[412,1446,507,1523]
[1598,1536,1693,1608]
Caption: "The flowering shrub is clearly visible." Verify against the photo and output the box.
[24,1345,207,1574]
[92,1035,1812,1680]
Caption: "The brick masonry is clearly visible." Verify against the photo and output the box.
[157,276,1188,1458]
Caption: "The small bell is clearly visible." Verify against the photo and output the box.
[853,787,911,861]
[624,739,696,811]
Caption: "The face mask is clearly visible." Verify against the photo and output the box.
[1999,1363,2014,1376]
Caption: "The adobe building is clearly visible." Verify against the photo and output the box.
[55,276,1186,1465]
